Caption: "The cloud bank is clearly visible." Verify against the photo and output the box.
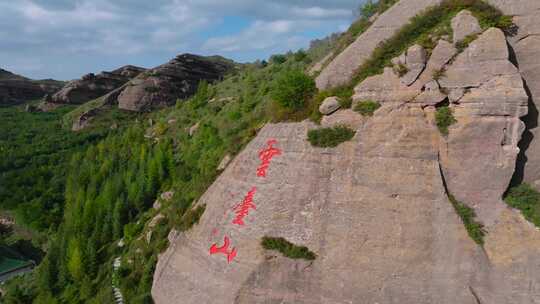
[0,0,362,79]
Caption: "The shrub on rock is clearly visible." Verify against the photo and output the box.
[354,100,381,116]
[261,236,316,260]
[271,69,316,110]
[307,126,356,148]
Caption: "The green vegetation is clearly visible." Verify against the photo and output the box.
[448,194,486,245]
[0,106,110,232]
[505,184,540,228]
[271,68,316,111]
[435,106,457,136]
[354,100,381,116]
[307,126,356,148]
[261,237,316,260]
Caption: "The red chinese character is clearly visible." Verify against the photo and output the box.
[209,236,237,263]
[232,187,257,226]
[257,139,281,177]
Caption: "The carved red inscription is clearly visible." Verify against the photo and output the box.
[209,236,237,263]
[256,139,282,177]
[232,187,257,226]
[209,139,281,263]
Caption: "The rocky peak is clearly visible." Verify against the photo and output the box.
[50,65,146,105]
[116,54,235,112]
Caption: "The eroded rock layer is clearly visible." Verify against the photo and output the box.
[50,65,145,105]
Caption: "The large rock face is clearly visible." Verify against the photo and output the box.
[153,24,540,303]
[50,65,145,104]
[117,54,235,112]
[486,0,540,188]
[0,68,63,105]
[315,0,442,89]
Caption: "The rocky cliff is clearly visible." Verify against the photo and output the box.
[152,1,540,303]
[115,54,235,112]
[50,65,145,105]
[0,68,63,105]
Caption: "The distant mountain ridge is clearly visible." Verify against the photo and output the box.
[0,68,64,106]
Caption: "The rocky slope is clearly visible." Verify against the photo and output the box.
[0,68,63,105]
[153,2,540,303]
[50,65,145,105]
[115,54,235,112]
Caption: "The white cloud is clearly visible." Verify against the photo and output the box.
[0,0,363,79]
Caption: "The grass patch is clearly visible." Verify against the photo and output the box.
[261,237,316,260]
[435,106,456,135]
[307,126,356,148]
[505,184,540,228]
[448,194,486,245]
[354,100,381,116]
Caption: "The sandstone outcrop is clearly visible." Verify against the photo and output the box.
[51,65,145,105]
[117,54,235,112]
[451,10,482,42]
[0,68,63,105]
[315,0,443,89]
[154,12,540,302]
[486,0,540,187]
[401,44,427,86]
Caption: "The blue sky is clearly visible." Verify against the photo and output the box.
[0,0,364,80]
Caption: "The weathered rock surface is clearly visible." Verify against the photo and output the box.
[315,0,443,89]
[318,96,341,115]
[117,54,235,112]
[352,67,419,104]
[51,65,145,105]
[401,44,427,86]
[438,28,528,225]
[153,19,540,302]
[0,68,64,105]
[451,10,482,43]
[153,116,488,304]
[486,0,540,187]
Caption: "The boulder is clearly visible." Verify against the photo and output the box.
[217,154,232,171]
[438,28,529,225]
[353,67,419,104]
[451,10,482,43]
[439,28,516,89]
[401,44,427,86]
[321,109,366,129]
[72,108,100,131]
[161,191,175,201]
[51,65,145,105]
[412,40,457,90]
[117,54,235,112]
[318,96,341,115]
[189,122,200,137]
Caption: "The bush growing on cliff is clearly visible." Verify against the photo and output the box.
[505,184,540,228]
[354,100,381,116]
[448,194,486,245]
[307,126,356,148]
[435,106,457,135]
[271,69,316,111]
[261,237,316,260]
